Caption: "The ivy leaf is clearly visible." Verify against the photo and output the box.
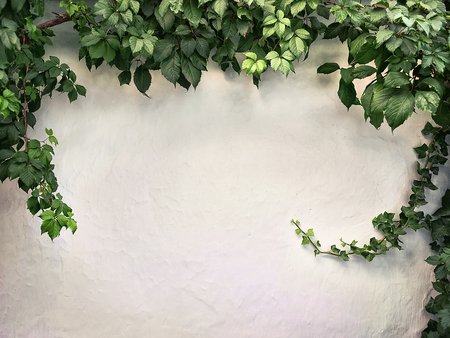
[384,90,414,131]
[337,79,356,109]
[434,190,450,218]
[133,65,152,94]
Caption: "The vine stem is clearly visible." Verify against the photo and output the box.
[36,12,71,30]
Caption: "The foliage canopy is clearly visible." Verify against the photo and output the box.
[0,0,449,335]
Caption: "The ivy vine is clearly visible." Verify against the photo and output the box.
[0,0,449,336]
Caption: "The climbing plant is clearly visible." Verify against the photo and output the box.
[0,0,448,335]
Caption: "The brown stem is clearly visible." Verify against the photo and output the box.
[36,12,72,30]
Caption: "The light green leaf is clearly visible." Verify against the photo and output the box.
[289,37,305,58]
[130,36,144,54]
[212,0,228,17]
[265,51,279,60]
[244,52,257,61]
[270,57,281,71]
[415,91,440,114]
[291,0,306,16]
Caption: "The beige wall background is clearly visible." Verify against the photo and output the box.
[0,15,445,337]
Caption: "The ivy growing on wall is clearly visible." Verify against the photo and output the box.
[0,0,449,335]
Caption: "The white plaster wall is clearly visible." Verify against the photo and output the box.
[0,20,446,337]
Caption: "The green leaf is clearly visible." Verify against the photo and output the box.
[351,65,376,79]
[68,218,77,233]
[291,0,306,16]
[118,70,132,86]
[212,0,228,17]
[133,65,152,94]
[289,37,305,58]
[338,79,356,109]
[181,37,196,57]
[183,0,202,28]
[426,255,441,266]
[27,196,40,215]
[39,209,55,220]
[317,62,340,74]
[0,27,19,50]
[155,7,175,30]
[222,17,238,38]
[385,36,402,52]
[384,90,414,130]
[154,39,176,62]
[41,219,61,240]
[384,72,410,88]
[376,29,394,47]
[415,91,440,114]
[437,308,450,330]
[80,34,102,47]
[265,51,279,60]
[181,57,201,88]
[130,36,144,54]
[160,51,181,84]
[76,85,87,96]
[414,144,428,159]
[175,24,192,36]
[195,38,210,58]
[434,190,450,218]
[11,0,26,12]
[419,78,444,97]
[88,41,106,59]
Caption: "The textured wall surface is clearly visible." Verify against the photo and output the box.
[0,11,446,337]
